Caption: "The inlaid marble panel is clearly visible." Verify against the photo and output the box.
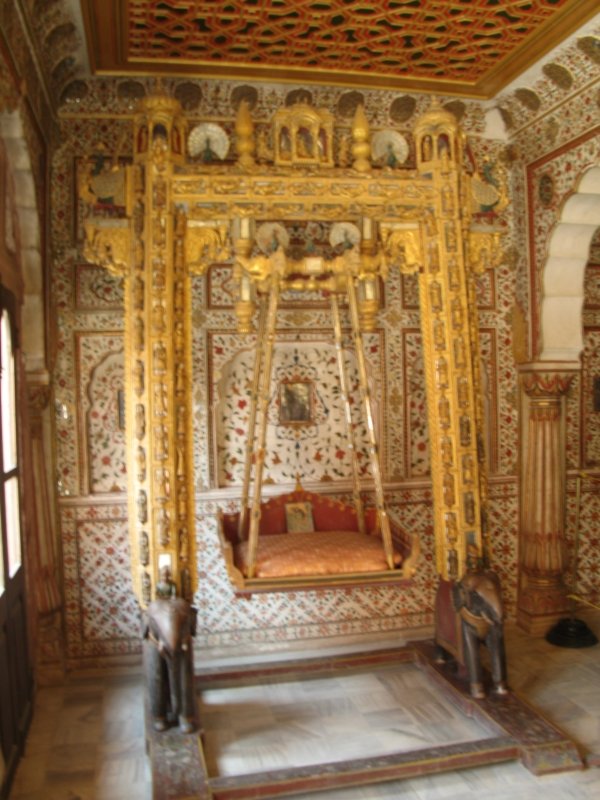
[75,263,124,311]
[581,327,600,468]
[61,501,140,663]
[76,332,126,494]
[210,332,384,486]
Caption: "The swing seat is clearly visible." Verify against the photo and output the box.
[235,530,402,578]
[218,489,420,593]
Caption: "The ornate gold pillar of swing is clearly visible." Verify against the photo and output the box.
[517,363,578,636]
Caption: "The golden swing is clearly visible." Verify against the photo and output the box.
[81,92,501,606]
[78,87,578,800]
[217,231,420,593]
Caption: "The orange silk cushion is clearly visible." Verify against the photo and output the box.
[234,530,402,578]
[222,492,382,543]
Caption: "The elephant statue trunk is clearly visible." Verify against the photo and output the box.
[435,569,508,699]
[163,647,182,722]
[143,597,197,733]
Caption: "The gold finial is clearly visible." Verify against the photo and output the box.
[351,104,371,173]
[236,99,255,169]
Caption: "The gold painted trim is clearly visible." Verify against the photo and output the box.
[79,92,504,596]
[82,0,599,100]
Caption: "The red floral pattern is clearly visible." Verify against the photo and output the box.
[53,65,600,655]
[80,342,126,493]
[76,264,124,310]
[61,502,140,662]
[212,334,383,486]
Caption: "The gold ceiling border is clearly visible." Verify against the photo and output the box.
[81,0,600,100]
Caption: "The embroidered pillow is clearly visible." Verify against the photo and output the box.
[285,501,314,533]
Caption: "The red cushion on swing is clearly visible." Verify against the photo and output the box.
[221,501,287,543]
[257,499,287,536]
[311,498,359,532]
[235,530,402,578]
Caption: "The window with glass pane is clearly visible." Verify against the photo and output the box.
[1,310,16,470]
[5,476,20,577]
[0,516,4,595]
[0,306,20,580]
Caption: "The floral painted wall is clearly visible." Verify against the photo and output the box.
[50,117,137,665]
[495,23,600,610]
[56,54,600,659]
[192,254,520,649]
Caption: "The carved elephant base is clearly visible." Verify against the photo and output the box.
[434,571,508,699]
[142,597,198,734]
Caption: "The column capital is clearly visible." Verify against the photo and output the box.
[26,373,51,413]
[518,362,579,398]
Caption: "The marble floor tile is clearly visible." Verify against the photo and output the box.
[9,610,600,800]
[200,662,496,781]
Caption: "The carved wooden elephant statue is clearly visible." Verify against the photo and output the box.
[142,597,197,733]
[435,570,508,699]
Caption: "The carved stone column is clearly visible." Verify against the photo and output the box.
[517,363,577,635]
[25,378,66,684]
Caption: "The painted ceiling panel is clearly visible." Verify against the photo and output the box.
[81,0,599,97]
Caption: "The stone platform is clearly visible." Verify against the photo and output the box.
[148,641,583,800]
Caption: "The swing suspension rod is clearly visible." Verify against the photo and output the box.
[238,293,268,540]
[346,275,395,570]
[245,278,281,578]
[242,271,396,577]
[331,293,365,534]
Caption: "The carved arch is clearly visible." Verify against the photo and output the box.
[540,165,600,361]
[0,110,46,380]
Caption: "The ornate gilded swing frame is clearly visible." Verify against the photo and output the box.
[82,93,501,605]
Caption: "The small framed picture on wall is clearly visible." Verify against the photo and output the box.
[279,380,312,425]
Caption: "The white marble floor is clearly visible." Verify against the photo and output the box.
[9,609,600,800]
[200,662,496,778]
[9,669,150,800]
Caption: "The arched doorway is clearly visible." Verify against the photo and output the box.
[518,164,600,636]
[540,166,600,361]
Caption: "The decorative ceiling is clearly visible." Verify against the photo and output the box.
[81,0,599,98]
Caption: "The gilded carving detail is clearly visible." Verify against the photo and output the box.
[136,445,146,482]
[235,99,255,169]
[83,224,130,276]
[174,174,433,213]
[351,104,371,173]
[466,228,503,274]
[186,223,230,275]
[274,102,334,168]
[381,227,423,274]
[78,92,504,594]
[410,101,489,579]
[135,404,145,439]
[140,531,149,566]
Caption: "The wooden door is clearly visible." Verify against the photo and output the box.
[0,299,32,799]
